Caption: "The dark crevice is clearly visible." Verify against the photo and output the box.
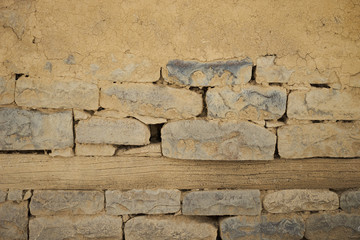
[310,84,330,88]
[336,120,353,123]
[216,226,222,240]
[0,150,46,154]
[72,110,77,152]
[27,197,31,240]
[274,130,280,159]
[97,107,105,112]
[311,120,324,123]
[278,113,288,123]
[149,124,164,143]
[15,73,24,80]
[269,83,282,86]
[191,87,208,118]
[249,65,256,84]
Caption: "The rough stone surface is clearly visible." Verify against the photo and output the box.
[0,201,28,239]
[30,190,104,215]
[7,189,23,202]
[73,109,91,120]
[305,213,360,240]
[287,88,360,120]
[100,82,203,119]
[182,190,261,216]
[15,77,99,110]
[349,73,360,87]
[134,115,167,125]
[29,215,123,240]
[278,122,360,158]
[76,117,150,145]
[220,214,305,240]
[125,215,217,240]
[340,191,360,214]
[256,56,293,83]
[207,86,287,120]
[106,189,181,215]
[0,190,7,202]
[116,143,162,157]
[165,58,253,86]
[0,108,73,150]
[0,75,15,104]
[49,147,74,157]
[263,189,339,213]
[75,144,117,156]
[161,120,276,160]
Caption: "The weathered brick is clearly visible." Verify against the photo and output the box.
[75,144,117,156]
[349,73,360,88]
[341,191,360,214]
[263,190,339,213]
[220,214,305,240]
[0,108,73,150]
[278,122,360,158]
[15,77,99,110]
[100,82,203,119]
[76,117,150,145]
[287,88,360,120]
[0,75,15,104]
[7,189,23,202]
[29,215,123,240]
[106,189,180,215]
[0,190,7,203]
[256,56,293,83]
[125,215,217,240]
[165,58,253,86]
[182,190,261,216]
[30,190,104,215]
[206,86,287,120]
[0,201,28,239]
[161,120,276,160]
[305,213,360,240]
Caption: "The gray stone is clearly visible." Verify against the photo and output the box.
[76,117,150,145]
[0,201,28,239]
[182,190,261,216]
[125,215,217,240]
[161,120,276,160]
[341,191,360,214]
[100,82,203,119]
[30,190,104,215]
[0,190,7,202]
[206,86,287,120]
[7,189,23,202]
[0,108,73,150]
[0,75,15,104]
[106,189,181,215]
[220,214,305,240]
[305,213,360,240]
[29,215,123,240]
[278,122,360,158]
[165,58,253,86]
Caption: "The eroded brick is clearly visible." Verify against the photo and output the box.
[340,190,360,214]
[0,201,28,239]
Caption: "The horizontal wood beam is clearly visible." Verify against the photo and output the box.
[0,154,359,190]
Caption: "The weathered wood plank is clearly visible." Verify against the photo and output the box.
[0,154,359,190]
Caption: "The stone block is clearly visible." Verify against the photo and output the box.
[165,58,253,86]
[30,190,104,215]
[0,201,28,239]
[278,122,360,158]
[182,190,261,216]
[0,75,15,104]
[29,215,123,240]
[340,190,360,214]
[106,189,181,215]
[73,109,91,120]
[220,214,305,240]
[15,77,99,110]
[287,88,360,120]
[0,108,73,150]
[7,189,23,202]
[206,86,287,120]
[305,213,360,240]
[100,82,203,119]
[256,56,293,83]
[75,144,117,156]
[263,189,339,213]
[116,143,162,157]
[0,190,7,202]
[76,117,150,145]
[161,120,276,160]
[125,215,217,240]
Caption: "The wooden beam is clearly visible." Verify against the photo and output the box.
[0,154,359,190]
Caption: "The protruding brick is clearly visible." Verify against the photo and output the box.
[278,122,360,158]
[287,88,360,120]
[263,190,339,213]
[29,215,123,240]
[182,190,261,216]
[207,86,287,120]
[0,201,28,239]
[0,75,15,104]
[165,58,253,86]
[340,190,360,214]
[106,189,181,215]
[75,144,117,156]
[30,190,104,215]
[305,213,360,240]
[125,215,217,240]
[76,117,150,145]
[0,108,73,150]
[256,56,293,83]
[7,189,23,202]
[100,82,203,119]
[15,78,99,110]
[161,120,276,160]
[220,214,305,240]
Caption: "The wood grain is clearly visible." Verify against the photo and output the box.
[0,154,359,190]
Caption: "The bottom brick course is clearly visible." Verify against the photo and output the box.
[0,201,28,240]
